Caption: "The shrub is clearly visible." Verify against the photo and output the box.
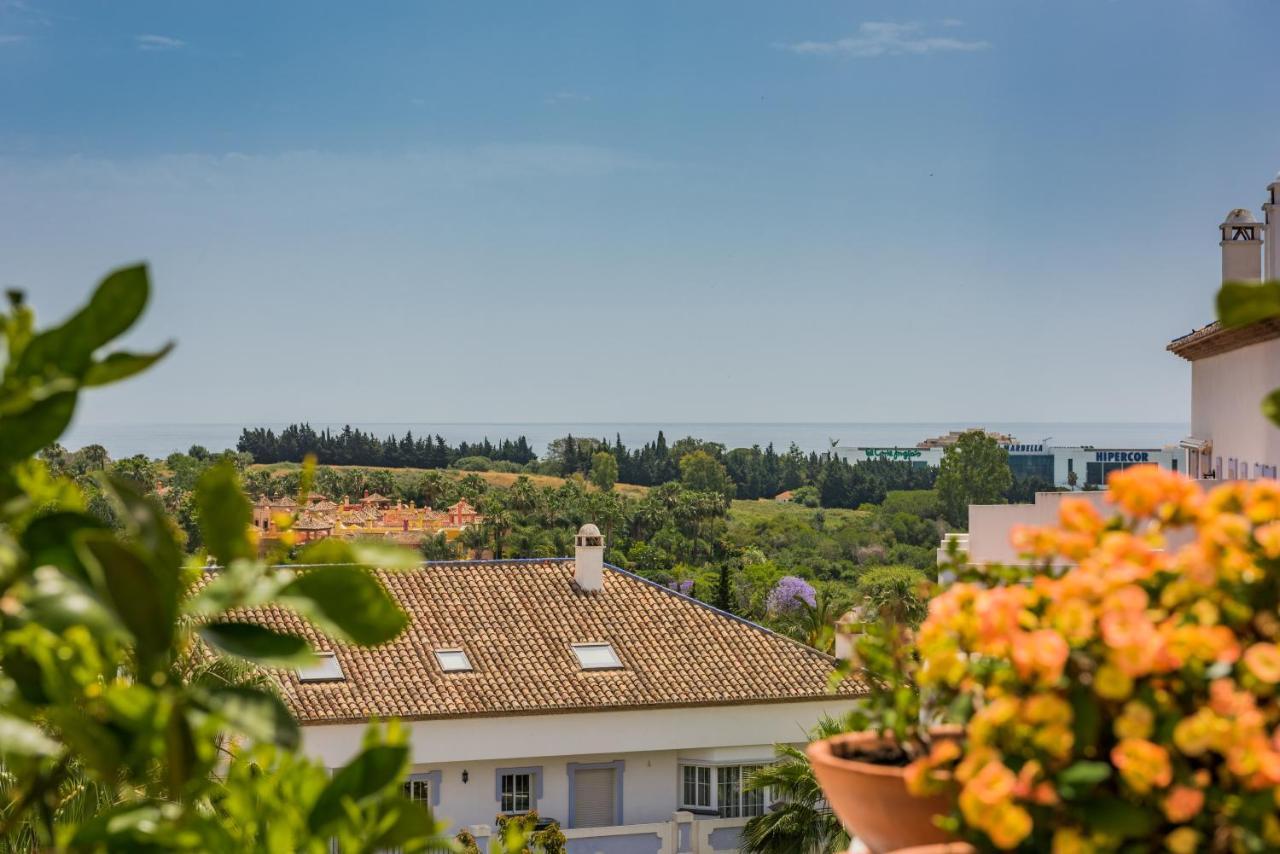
[451,455,493,471]
[881,489,942,519]
[855,565,929,626]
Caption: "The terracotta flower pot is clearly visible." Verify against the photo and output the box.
[807,731,956,854]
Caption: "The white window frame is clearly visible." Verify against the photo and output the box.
[680,764,712,809]
[297,651,344,682]
[571,643,622,670]
[499,772,533,814]
[679,763,768,817]
[403,776,431,805]
[434,649,472,672]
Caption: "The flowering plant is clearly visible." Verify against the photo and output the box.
[767,575,817,615]
[905,466,1280,852]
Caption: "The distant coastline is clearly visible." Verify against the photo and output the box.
[62,421,1191,460]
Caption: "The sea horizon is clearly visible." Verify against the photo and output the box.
[63,419,1192,461]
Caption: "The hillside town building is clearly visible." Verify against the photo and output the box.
[230,527,862,851]
[251,491,483,547]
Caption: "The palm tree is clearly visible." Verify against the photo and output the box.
[740,716,851,854]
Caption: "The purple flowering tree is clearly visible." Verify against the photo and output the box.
[766,575,817,616]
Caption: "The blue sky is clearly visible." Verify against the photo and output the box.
[2,1,1278,427]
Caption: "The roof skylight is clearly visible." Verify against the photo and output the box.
[434,649,473,672]
[571,642,622,670]
[297,652,344,682]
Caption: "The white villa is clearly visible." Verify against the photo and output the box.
[250,525,864,853]
[956,171,1280,567]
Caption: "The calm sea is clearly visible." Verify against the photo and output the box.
[61,421,1191,460]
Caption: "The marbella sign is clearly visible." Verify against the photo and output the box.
[1002,444,1045,453]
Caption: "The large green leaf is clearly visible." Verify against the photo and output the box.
[1217,280,1280,328]
[83,342,174,387]
[0,714,61,757]
[297,537,419,571]
[279,566,407,646]
[307,744,408,833]
[368,796,444,851]
[20,511,108,585]
[24,565,123,638]
[195,462,254,564]
[101,473,185,584]
[1078,799,1157,839]
[76,533,175,669]
[0,390,76,466]
[165,701,198,795]
[198,621,312,667]
[195,685,300,750]
[15,264,150,380]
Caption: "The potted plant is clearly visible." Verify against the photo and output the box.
[905,467,1280,852]
[807,582,960,854]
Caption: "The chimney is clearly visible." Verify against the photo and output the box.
[1221,208,1263,283]
[574,523,605,592]
[1265,173,1280,282]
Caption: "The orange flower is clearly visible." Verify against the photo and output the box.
[1011,629,1070,684]
[1114,701,1155,740]
[1094,662,1133,700]
[1162,786,1205,823]
[1111,739,1172,794]
[1256,521,1280,559]
[1244,643,1280,684]
[985,802,1033,850]
[1059,497,1104,535]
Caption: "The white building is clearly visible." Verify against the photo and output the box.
[250,526,863,853]
[844,442,1179,488]
[958,171,1280,567]
[1168,175,1280,480]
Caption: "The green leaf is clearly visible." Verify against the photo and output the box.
[1263,388,1280,429]
[25,566,123,638]
[195,685,300,750]
[83,342,174,387]
[279,566,407,646]
[308,744,408,833]
[1058,761,1112,787]
[21,512,108,584]
[1079,799,1158,839]
[0,391,76,466]
[368,796,444,850]
[100,473,185,590]
[165,702,198,795]
[198,621,312,667]
[195,462,253,563]
[15,264,150,380]
[76,533,175,669]
[1218,280,1280,328]
[0,715,60,757]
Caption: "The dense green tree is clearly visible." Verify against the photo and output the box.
[679,450,736,502]
[589,450,618,492]
[936,430,1013,528]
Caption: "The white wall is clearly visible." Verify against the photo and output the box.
[1191,339,1280,477]
[301,699,862,832]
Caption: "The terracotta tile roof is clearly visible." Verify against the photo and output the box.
[1167,317,1280,361]
[228,560,865,725]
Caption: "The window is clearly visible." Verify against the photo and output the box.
[681,765,711,809]
[500,772,532,813]
[571,643,622,670]
[680,764,766,817]
[297,652,344,682]
[403,777,430,805]
[434,649,472,672]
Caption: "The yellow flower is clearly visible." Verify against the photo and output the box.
[985,802,1033,850]
[1165,827,1200,854]
[1114,701,1154,740]
[1111,738,1172,794]
[1094,663,1133,700]
[1173,708,1224,757]
[1243,642,1280,683]
[1051,828,1093,854]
